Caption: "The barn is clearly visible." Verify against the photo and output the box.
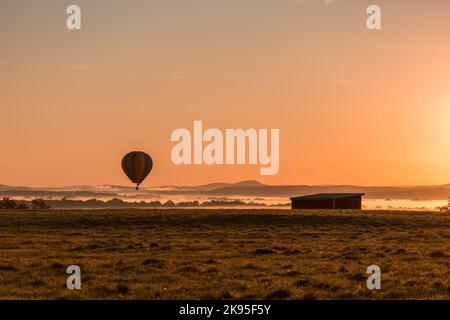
[290,193,365,210]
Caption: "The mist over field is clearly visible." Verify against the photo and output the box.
[2,180,450,210]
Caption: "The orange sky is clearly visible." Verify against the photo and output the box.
[1,0,450,187]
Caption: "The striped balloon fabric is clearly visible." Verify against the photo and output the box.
[121,151,153,190]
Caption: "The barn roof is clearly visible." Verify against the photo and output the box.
[290,193,365,201]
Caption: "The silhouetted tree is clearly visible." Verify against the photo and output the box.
[162,200,175,207]
[31,199,50,210]
[0,197,17,209]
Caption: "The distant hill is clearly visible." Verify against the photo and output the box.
[195,184,450,199]
[152,180,265,192]
[1,181,450,200]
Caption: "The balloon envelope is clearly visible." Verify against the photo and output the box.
[121,151,153,189]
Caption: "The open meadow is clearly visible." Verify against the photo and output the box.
[0,209,449,299]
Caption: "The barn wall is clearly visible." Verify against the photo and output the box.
[335,197,362,209]
[291,196,362,209]
[291,199,334,209]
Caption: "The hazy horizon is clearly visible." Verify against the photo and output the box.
[2,179,450,189]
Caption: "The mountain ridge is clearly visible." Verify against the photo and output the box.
[1,181,450,200]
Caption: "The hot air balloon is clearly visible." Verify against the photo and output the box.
[121,151,153,190]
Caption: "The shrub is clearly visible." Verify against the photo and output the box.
[0,197,17,209]
[31,199,50,210]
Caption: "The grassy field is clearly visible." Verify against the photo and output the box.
[0,209,449,299]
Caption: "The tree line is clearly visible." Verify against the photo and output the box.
[0,197,50,210]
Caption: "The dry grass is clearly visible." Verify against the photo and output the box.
[0,209,450,299]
